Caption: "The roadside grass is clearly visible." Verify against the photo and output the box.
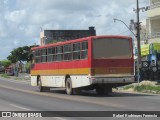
[121,81,160,94]
[134,85,160,94]
[0,74,10,78]
[0,73,30,81]
[123,85,134,90]
[15,77,30,81]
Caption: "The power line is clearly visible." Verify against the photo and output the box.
[116,30,130,35]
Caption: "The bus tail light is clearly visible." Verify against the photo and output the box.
[90,68,95,76]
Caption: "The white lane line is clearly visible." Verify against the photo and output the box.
[54,117,67,120]
[10,104,30,110]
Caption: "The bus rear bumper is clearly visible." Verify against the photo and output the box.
[90,76,135,84]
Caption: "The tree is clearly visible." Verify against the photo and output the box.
[7,45,39,63]
[0,60,11,68]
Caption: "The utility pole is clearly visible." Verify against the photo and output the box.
[136,0,141,83]
[133,0,149,83]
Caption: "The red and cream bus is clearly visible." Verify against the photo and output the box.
[31,35,135,95]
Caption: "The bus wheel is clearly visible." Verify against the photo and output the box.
[38,78,50,92]
[65,78,74,95]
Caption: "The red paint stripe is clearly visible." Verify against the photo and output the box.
[33,60,90,70]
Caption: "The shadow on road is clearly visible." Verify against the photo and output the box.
[38,88,157,98]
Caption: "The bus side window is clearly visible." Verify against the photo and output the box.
[73,43,80,60]
[41,48,47,63]
[81,41,88,59]
[47,47,54,62]
[57,46,63,61]
[64,44,72,61]
[53,47,57,61]
[35,49,41,63]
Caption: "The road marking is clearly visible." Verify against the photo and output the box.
[1,84,145,110]
[0,84,125,108]
[54,117,67,120]
[10,104,30,110]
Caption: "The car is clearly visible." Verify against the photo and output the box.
[0,62,5,73]
[5,67,14,76]
[0,66,5,73]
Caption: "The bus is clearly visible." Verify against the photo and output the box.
[30,35,135,95]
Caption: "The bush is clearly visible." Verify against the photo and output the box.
[0,60,11,68]
[0,74,10,78]
[134,84,160,93]
[121,81,160,94]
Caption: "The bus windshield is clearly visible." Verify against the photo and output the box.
[93,38,131,59]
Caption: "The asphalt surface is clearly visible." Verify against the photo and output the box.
[0,75,160,120]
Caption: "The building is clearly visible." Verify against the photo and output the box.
[40,27,96,46]
[146,0,160,43]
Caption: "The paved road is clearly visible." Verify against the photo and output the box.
[0,77,160,120]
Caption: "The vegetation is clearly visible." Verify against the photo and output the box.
[121,81,160,94]
[7,45,39,63]
[134,85,160,93]
[25,62,31,73]
[0,74,10,78]
[123,85,134,90]
[0,60,12,68]
[48,40,61,44]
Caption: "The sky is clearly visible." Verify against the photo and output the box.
[0,0,148,60]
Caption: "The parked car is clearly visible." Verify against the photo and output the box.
[5,67,14,76]
[0,62,5,73]
[0,65,5,73]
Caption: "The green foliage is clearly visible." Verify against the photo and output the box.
[122,82,160,94]
[134,85,160,93]
[25,62,31,69]
[25,62,31,73]
[7,45,39,63]
[48,40,60,44]
[0,74,10,78]
[0,60,11,68]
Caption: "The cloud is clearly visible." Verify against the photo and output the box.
[0,0,148,60]
[5,10,26,23]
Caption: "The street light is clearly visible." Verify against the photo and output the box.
[113,18,137,38]
[113,17,141,83]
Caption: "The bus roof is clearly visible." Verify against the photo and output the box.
[31,35,132,50]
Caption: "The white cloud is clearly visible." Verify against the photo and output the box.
[5,10,26,23]
[0,0,148,60]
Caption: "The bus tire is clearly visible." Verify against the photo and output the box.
[65,78,74,95]
[38,78,50,92]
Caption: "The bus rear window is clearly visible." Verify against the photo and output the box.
[93,38,131,59]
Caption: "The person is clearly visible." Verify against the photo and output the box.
[19,61,23,73]
[15,61,19,77]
